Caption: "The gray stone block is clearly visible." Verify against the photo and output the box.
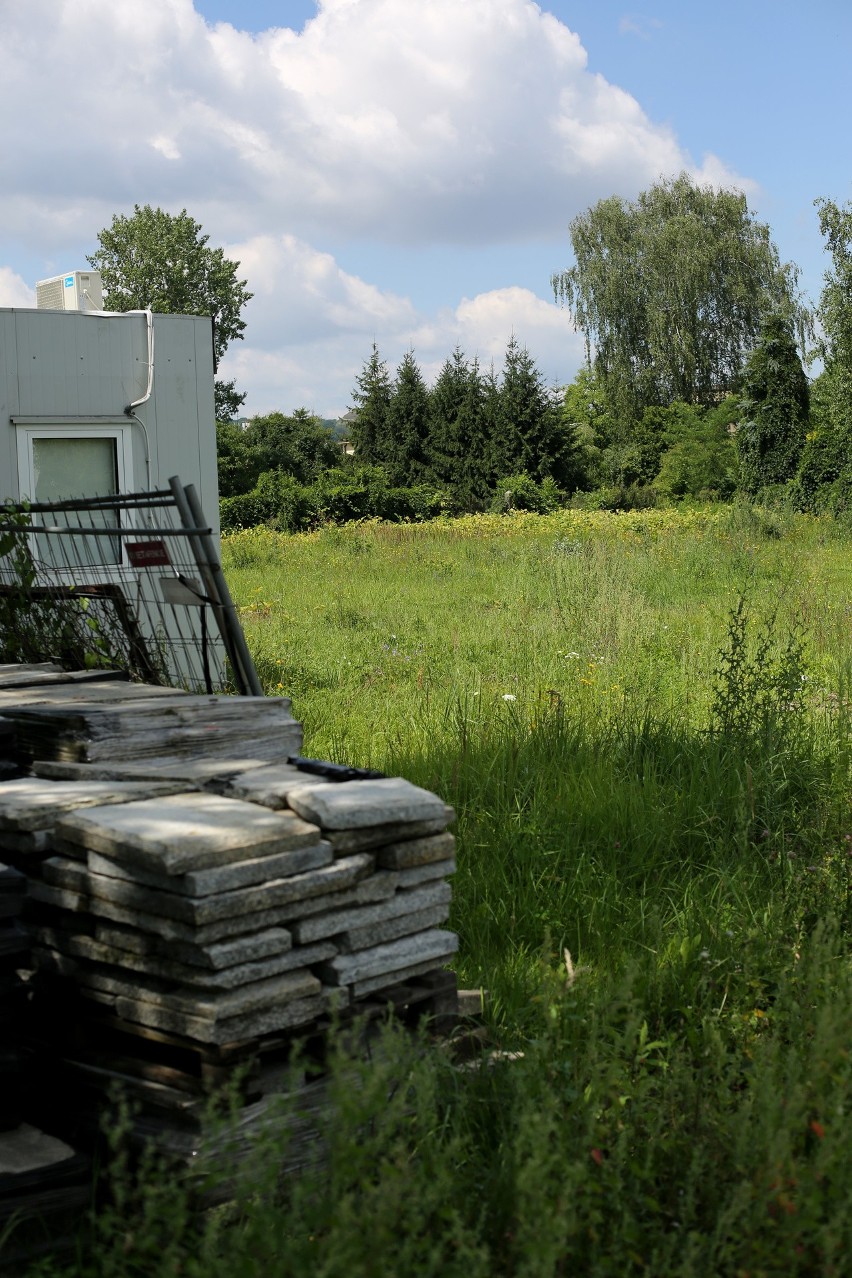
[320,928,459,986]
[36,855,376,945]
[291,880,451,945]
[226,764,330,809]
[0,777,186,831]
[325,817,451,854]
[375,832,456,870]
[37,928,337,990]
[88,854,374,926]
[55,794,323,874]
[94,922,295,971]
[286,778,454,830]
[337,903,450,953]
[352,954,458,998]
[268,871,398,924]
[110,990,325,1045]
[86,841,333,897]
[395,858,456,888]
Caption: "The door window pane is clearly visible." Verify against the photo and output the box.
[31,436,121,567]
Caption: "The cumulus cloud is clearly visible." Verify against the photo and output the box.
[0,0,747,254]
[0,268,35,308]
[218,235,583,417]
[0,0,752,418]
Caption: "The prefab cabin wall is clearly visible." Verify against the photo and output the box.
[0,309,219,532]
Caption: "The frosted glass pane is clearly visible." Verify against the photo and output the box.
[30,437,120,567]
[32,437,118,500]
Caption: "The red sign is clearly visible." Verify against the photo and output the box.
[127,540,171,568]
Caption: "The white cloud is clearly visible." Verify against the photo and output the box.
[0,0,753,418]
[218,237,584,418]
[0,0,748,254]
[0,268,35,308]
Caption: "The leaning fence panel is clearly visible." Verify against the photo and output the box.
[0,482,260,695]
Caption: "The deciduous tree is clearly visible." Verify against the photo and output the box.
[552,174,797,426]
[89,204,253,420]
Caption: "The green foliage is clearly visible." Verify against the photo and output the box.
[349,342,392,464]
[88,204,253,418]
[736,313,809,494]
[429,349,492,508]
[489,472,562,513]
[553,173,796,426]
[791,199,852,512]
[655,398,738,500]
[385,350,431,485]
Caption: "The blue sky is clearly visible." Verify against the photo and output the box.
[1,1,849,418]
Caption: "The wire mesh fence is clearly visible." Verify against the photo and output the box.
[0,480,262,695]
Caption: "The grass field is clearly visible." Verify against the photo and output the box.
[23,505,852,1276]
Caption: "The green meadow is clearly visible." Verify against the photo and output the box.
[26,505,852,1276]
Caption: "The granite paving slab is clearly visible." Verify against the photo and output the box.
[226,764,331,809]
[32,857,376,944]
[55,794,323,874]
[320,928,459,986]
[110,992,326,1045]
[0,777,187,831]
[44,958,321,1018]
[337,903,450,954]
[86,841,333,897]
[395,858,456,888]
[46,853,375,926]
[266,871,398,924]
[36,930,334,991]
[325,817,452,854]
[286,778,454,830]
[93,922,295,971]
[352,954,458,998]
[291,880,451,944]
[33,757,284,785]
[375,832,456,870]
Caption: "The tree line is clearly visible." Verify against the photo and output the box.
[89,185,852,526]
[218,337,586,531]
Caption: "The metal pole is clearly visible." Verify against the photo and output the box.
[168,477,263,697]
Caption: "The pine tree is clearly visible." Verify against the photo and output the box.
[385,351,431,486]
[349,343,392,465]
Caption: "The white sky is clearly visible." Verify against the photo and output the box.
[1,0,848,418]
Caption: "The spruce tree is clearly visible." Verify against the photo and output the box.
[385,351,431,486]
[429,349,490,507]
[349,343,392,465]
[494,336,581,488]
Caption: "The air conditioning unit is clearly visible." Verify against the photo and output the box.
[35,270,104,312]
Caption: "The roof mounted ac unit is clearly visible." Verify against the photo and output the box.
[36,270,104,313]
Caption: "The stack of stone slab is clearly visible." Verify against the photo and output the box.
[0,862,30,1130]
[6,690,303,768]
[8,767,457,1147]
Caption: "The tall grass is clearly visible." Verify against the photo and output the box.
[19,506,852,1275]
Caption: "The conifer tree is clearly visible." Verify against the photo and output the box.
[429,349,490,506]
[349,343,392,465]
[385,351,431,485]
[737,313,809,494]
[494,337,581,488]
